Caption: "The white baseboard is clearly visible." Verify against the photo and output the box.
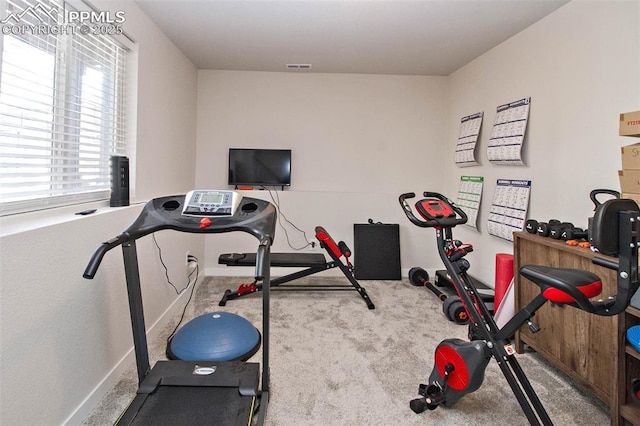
[63,272,204,425]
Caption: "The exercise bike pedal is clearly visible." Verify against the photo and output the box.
[468,323,484,340]
[423,382,447,408]
[413,383,442,412]
[410,398,428,414]
[417,383,427,396]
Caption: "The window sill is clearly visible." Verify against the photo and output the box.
[0,201,145,238]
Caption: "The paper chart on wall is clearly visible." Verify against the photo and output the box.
[455,112,483,167]
[487,179,531,242]
[487,97,531,165]
[456,176,484,229]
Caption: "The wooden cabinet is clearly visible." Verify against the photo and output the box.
[513,231,640,425]
[618,306,640,425]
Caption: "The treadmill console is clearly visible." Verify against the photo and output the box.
[182,190,242,216]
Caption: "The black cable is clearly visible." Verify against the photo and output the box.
[152,233,193,294]
[167,262,199,344]
[263,186,314,250]
[150,233,200,344]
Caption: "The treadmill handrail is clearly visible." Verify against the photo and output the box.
[83,194,276,279]
[84,233,130,279]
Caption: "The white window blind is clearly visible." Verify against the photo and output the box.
[0,0,128,215]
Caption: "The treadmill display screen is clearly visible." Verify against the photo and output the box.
[200,193,224,204]
[182,190,241,216]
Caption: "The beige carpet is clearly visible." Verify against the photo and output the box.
[82,275,608,425]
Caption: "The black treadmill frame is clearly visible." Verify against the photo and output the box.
[84,193,276,425]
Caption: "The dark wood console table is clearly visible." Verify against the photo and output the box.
[513,231,640,425]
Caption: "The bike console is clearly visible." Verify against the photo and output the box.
[416,199,455,221]
[399,192,467,229]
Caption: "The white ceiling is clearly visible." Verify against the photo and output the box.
[134,0,570,76]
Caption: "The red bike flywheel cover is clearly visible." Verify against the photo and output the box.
[434,345,470,391]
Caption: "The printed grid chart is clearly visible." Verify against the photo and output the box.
[455,112,483,167]
[487,179,531,241]
[487,97,531,165]
[456,176,484,229]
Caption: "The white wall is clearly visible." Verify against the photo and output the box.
[196,71,449,193]
[196,71,449,275]
[0,1,201,424]
[198,0,640,287]
[1,1,639,424]
[446,0,640,285]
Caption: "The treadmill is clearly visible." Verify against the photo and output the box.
[83,190,276,425]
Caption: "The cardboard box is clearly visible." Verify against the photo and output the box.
[622,192,640,205]
[619,170,640,193]
[621,143,640,169]
[620,110,640,137]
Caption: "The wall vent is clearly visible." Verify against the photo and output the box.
[286,64,312,70]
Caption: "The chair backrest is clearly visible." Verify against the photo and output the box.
[586,197,640,316]
[591,198,639,256]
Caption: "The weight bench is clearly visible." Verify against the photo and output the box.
[219,226,375,309]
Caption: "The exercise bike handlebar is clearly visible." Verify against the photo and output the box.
[399,193,426,228]
[399,192,468,228]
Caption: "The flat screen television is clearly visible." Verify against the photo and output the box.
[228,148,292,187]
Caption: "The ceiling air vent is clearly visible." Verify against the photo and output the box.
[286,64,312,70]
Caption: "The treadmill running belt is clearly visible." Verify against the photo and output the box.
[125,386,254,426]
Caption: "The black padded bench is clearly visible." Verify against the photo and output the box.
[218,226,375,309]
[219,252,326,268]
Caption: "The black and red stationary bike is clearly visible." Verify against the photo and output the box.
[399,191,640,425]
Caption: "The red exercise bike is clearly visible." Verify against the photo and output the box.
[399,191,639,425]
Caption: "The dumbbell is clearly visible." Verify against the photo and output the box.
[408,267,469,325]
[408,267,430,288]
[525,219,539,234]
[549,222,575,239]
[560,227,588,241]
[525,219,558,234]
[443,296,469,325]
[526,219,559,236]
[536,219,561,237]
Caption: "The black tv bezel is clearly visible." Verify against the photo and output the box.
[228,148,292,187]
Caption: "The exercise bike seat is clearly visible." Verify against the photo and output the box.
[519,265,602,304]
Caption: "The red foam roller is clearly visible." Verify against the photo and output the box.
[495,253,514,311]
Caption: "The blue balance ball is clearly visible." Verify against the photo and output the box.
[168,312,260,362]
[628,325,640,353]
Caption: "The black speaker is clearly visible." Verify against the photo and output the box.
[354,223,401,280]
[110,155,129,207]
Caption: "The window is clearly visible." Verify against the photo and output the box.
[0,0,129,215]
